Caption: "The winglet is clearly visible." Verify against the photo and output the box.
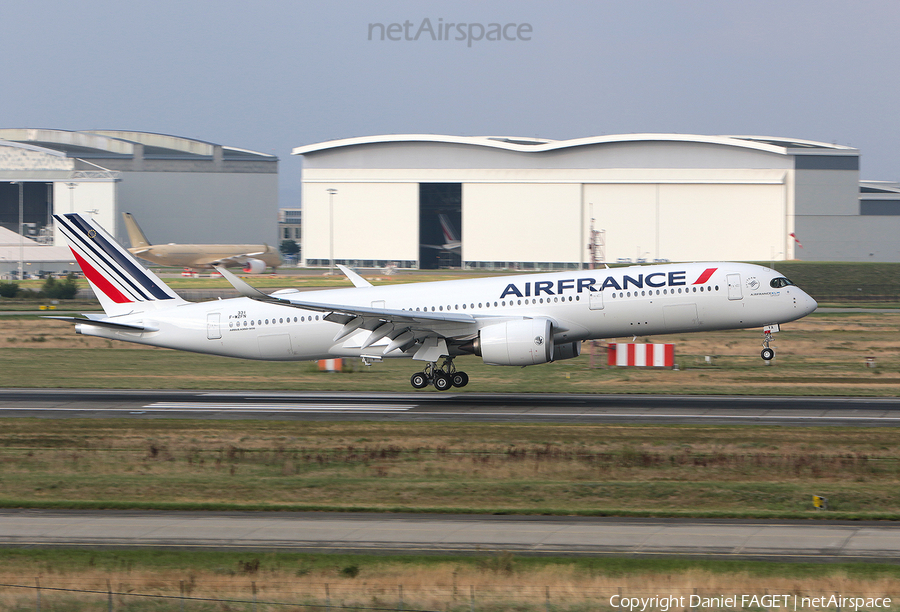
[337,264,373,288]
[215,266,280,302]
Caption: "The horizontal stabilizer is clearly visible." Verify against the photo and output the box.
[44,316,156,332]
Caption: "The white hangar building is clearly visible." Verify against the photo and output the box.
[0,129,278,255]
[293,133,896,268]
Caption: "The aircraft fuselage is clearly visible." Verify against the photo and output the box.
[77,262,817,362]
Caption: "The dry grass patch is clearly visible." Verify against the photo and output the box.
[0,552,899,611]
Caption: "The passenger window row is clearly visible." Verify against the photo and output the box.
[229,314,320,328]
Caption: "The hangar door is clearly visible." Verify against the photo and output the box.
[419,183,461,269]
[584,182,785,262]
[0,182,53,239]
[463,183,583,266]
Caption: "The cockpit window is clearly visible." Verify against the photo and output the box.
[770,277,795,288]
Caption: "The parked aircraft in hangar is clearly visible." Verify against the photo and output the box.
[421,213,461,256]
[50,213,817,390]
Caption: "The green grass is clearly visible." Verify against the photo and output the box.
[3,547,900,579]
[767,262,900,301]
[0,419,899,519]
[3,344,900,395]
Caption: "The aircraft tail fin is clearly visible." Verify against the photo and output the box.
[437,213,459,243]
[55,213,186,316]
[121,212,151,248]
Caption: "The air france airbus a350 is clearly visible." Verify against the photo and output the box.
[51,213,817,390]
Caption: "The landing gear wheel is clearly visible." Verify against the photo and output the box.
[410,372,429,389]
[761,347,775,361]
[451,372,469,388]
[433,373,452,391]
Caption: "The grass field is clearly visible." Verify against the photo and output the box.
[0,549,898,611]
[0,418,898,519]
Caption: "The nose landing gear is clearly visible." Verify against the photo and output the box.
[761,327,776,361]
[410,358,468,390]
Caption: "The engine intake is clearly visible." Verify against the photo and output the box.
[476,318,554,366]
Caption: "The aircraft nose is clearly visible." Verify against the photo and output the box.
[801,292,818,315]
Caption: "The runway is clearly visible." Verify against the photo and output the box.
[2,388,900,426]
[1,510,898,562]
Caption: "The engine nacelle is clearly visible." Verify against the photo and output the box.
[478,318,554,366]
[242,258,267,274]
[551,341,581,361]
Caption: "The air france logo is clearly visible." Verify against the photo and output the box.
[499,268,717,299]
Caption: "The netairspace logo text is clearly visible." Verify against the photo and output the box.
[609,594,892,612]
[368,18,532,47]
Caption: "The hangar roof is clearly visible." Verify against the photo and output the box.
[0,129,276,161]
[293,133,857,157]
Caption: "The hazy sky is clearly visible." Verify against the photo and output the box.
[3,0,898,206]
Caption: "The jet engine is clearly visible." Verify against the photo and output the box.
[551,341,581,361]
[242,258,267,274]
[473,318,554,366]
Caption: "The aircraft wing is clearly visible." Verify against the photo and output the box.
[211,250,269,266]
[215,266,479,355]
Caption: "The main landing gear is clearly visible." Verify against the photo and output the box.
[761,328,776,361]
[410,358,469,390]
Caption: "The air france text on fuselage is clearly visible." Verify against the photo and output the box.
[499,268,716,299]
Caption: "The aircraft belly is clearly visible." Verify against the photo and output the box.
[663,303,701,331]
[258,334,294,360]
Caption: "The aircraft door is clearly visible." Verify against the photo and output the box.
[589,290,604,310]
[207,313,222,339]
[726,274,742,300]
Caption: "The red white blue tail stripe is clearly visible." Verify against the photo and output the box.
[55,213,184,314]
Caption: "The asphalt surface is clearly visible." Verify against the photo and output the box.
[2,388,900,426]
[1,510,898,561]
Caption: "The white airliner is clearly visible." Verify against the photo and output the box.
[50,213,817,390]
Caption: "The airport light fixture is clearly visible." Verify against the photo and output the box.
[11,182,23,281]
[327,188,337,275]
[65,182,77,214]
